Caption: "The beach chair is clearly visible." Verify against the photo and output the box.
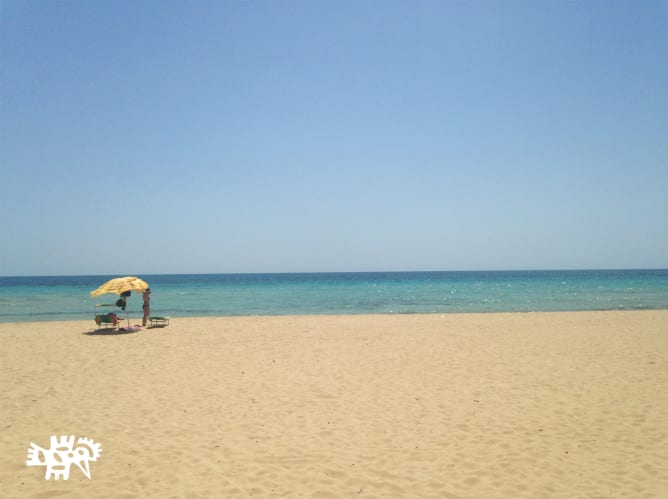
[94,313,118,329]
[148,316,170,327]
[94,304,122,329]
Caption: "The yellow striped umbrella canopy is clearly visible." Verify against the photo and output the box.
[90,276,149,297]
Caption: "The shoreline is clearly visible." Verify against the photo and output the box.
[2,307,668,326]
[2,311,667,498]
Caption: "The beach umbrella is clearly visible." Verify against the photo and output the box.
[90,276,149,329]
[90,276,149,297]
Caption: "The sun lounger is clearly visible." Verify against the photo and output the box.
[148,316,170,327]
[94,304,123,329]
[94,313,118,329]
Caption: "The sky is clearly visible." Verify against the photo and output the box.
[1,0,667,276]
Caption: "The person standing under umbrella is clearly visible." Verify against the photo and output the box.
[142,288,151,326]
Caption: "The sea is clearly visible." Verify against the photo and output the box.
[1,270,667,323]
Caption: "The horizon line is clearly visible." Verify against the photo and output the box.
[2,267,667,279]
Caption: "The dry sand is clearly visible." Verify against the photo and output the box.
[1,311,667,498]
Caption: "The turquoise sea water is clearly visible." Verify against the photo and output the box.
[0,270,667,323]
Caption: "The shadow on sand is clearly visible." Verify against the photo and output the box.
[83,327,140,336]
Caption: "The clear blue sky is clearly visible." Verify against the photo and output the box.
[1,1,667,275]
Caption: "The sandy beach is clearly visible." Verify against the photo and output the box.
[1,311,667,498]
